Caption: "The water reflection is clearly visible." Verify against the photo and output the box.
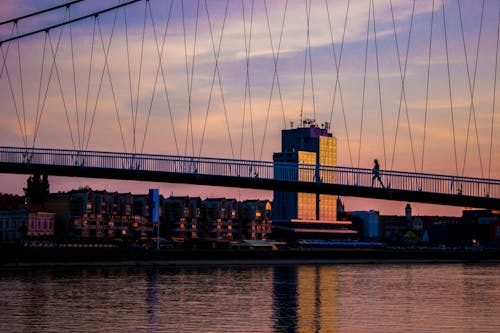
[0,264,499,332]
[273,265,338,333]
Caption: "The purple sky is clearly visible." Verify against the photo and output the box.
[1,0,499,216]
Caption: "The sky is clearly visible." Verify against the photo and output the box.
[0,0,499,216]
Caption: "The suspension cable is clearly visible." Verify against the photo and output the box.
[32,10,70,148]
[132,0,149,154]
[201,0,234,158]
[181,0,200,157]
[299,0,310,124]
[326,0,353,167]
[197,5,225,158]
[260,0,288,161]
[94,17,127,153]
[32,33,48,148]
[421,0,435,173]
[47,31,77,150]
[123,4,135,153]
[0,24,15,78]
[270,0,289,130]
[0,0,143,45]
[85,11,120,150]
[239,0,255,160]
[15,23,28,148]
[371,0,387,168]
[389,0,416,172]
[1,28,28,147]
[357,0,371,168]
[488,8,499,180]
[82,16,97,151]
[458,0,485,177]
[68,6,82,150]
[306,0,316,122]
[141,0,176,154]
[0,0,83,26]
[442,0,459,176]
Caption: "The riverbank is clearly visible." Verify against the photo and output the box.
[1,246,499,267]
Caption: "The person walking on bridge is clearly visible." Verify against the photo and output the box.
[372,159,384,188]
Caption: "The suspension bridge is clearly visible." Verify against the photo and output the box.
[0,0,499,210]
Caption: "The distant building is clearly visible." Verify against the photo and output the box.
[272,120,356,241]
[202,198,239,241]
[241,199,272,240]
[352,210,380,241]
[0,194,55,244]
[164,196,202,240]
[45,188,155,242]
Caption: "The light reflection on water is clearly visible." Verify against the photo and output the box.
[0,264,499,332]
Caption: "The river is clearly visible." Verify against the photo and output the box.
[0,263,499,332]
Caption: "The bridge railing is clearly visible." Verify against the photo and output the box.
[1,146,499,199]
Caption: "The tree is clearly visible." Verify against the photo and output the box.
[24,173,50,206]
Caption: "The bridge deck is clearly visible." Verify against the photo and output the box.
[0,146,499,209]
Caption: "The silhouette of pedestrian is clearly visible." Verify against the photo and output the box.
[372,159,384,188]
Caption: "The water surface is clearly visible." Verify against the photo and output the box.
[0,263,498,332]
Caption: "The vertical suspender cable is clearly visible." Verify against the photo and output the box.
[421,0,435,173]
[357,0,371,169]
[488,8,499,180]
[442,0,459,176]
[326,0,353,167]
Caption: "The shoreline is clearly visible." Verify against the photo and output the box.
[2,247,499,267]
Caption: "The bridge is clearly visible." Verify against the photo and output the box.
[0,146,498,209]
[0,0,499,212]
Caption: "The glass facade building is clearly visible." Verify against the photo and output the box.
[273,122,337,222]
[272,121,356,240]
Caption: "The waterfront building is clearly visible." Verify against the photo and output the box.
[164,196,201,240]
[45,189,155,242]
[0,194,55,244]
[352,210,380,241]
[272,120,357,241]
[202,198,239,241]
[241,200,272,240]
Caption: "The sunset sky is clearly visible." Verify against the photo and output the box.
[0,0,498,216]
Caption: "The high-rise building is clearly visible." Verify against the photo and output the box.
[272,119,357,241]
